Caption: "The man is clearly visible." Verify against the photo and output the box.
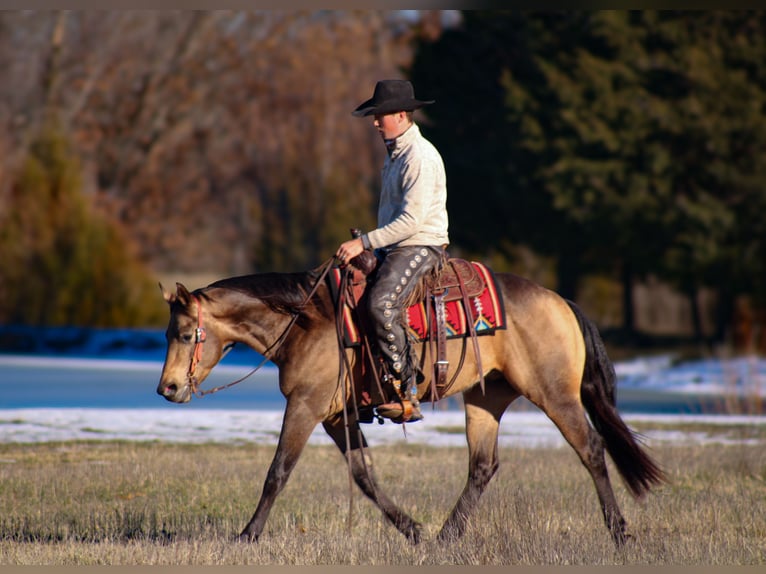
[335,79,449,423]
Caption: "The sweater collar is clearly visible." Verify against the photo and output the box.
[385,123,420,159]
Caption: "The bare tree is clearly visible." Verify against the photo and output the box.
[0,10,421,276]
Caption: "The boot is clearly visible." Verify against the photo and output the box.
[408,377,422,416]
[376,377,423,424]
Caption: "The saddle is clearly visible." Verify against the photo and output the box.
[432,257,486,300]
[426,257,486,396]
[340,233,490,408]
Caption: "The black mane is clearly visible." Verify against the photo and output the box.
[203,269,324,314]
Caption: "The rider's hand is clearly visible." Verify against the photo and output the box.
[336,238,364,266]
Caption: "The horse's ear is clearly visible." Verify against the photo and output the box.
[159,282,176,304]
[175,282,193,306]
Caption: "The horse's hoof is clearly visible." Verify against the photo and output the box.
[406,522,423,545]
[435,524,463,544]
[237,531,257,543]
[613,531,633,548]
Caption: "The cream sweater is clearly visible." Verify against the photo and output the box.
[364,123,449,250]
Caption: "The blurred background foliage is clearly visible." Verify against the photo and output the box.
[1,10,765,353]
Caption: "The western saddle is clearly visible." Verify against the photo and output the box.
[339,231,487,413]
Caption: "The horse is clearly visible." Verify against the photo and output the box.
[157,261,664,546]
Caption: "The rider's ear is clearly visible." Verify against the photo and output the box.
[175,283,193,306]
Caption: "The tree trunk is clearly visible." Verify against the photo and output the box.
[714,287,734,346]
[555,253,579,302]
[42,11,68,121]
[686,285,704,344]
[621,260,635,335]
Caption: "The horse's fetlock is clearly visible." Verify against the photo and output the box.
[237,531,258,543]
[613,528,632,548]
[436,522,464,544]
[406,522,423,545]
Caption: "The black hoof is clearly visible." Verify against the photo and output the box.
[405,522,423,545]
[237,531,258,543]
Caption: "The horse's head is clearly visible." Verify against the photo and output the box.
[157,283,225,403]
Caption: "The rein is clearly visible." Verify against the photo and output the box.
[185,257,337,397]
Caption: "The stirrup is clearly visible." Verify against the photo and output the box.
[376,399,423,424]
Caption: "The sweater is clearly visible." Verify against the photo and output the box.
[364,123,449,251]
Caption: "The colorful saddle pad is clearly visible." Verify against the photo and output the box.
[331,261,506,347]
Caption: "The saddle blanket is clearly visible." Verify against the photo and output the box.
[331,261,506,347]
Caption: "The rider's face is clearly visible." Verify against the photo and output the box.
[373,111,409,141]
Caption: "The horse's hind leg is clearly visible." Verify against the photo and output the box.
[437,377,518,542]
[542,391,629,546]
[322,415,423,544]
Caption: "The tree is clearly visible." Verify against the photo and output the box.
[646,11,766,342]
[410,10,766,342]
[0,122,166,326]
[0,10,421,330]
[409,12,619,300]
[0,11,414,275]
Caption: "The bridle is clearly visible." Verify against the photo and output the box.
[187,292,207,385]
[184,257,336,397]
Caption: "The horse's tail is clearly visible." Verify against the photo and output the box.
[566,300,665,498]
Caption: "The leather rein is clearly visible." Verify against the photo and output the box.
[185,257,337,398]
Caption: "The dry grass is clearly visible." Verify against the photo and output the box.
[0,431,764,565]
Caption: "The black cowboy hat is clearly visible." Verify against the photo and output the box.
[352,79,435,117]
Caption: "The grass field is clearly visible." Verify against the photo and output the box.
[0,422,765,565]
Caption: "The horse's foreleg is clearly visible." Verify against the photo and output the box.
[437,380,517,542]
[322,416,423,544]
[239,400,321,542]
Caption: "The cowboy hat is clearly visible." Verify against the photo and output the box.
[352,79,434,117]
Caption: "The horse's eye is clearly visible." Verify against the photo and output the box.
[181,333,193,343]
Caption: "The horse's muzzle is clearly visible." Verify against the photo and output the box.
[157,381,192,403]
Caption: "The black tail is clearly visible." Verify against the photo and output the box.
[566,300,665,498]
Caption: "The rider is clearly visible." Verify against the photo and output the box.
[335,79,449,423]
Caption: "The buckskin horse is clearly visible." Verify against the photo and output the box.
[157,259,664,546]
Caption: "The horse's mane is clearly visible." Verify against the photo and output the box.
[203,269,324,315]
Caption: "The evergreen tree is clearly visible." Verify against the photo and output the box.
[411,10,766,340]
[638,11,766,340]
[410,12,628,300]
[0,123,166,326]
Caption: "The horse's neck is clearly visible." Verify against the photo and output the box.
[208,287,295,356]
[206,272,330,357]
